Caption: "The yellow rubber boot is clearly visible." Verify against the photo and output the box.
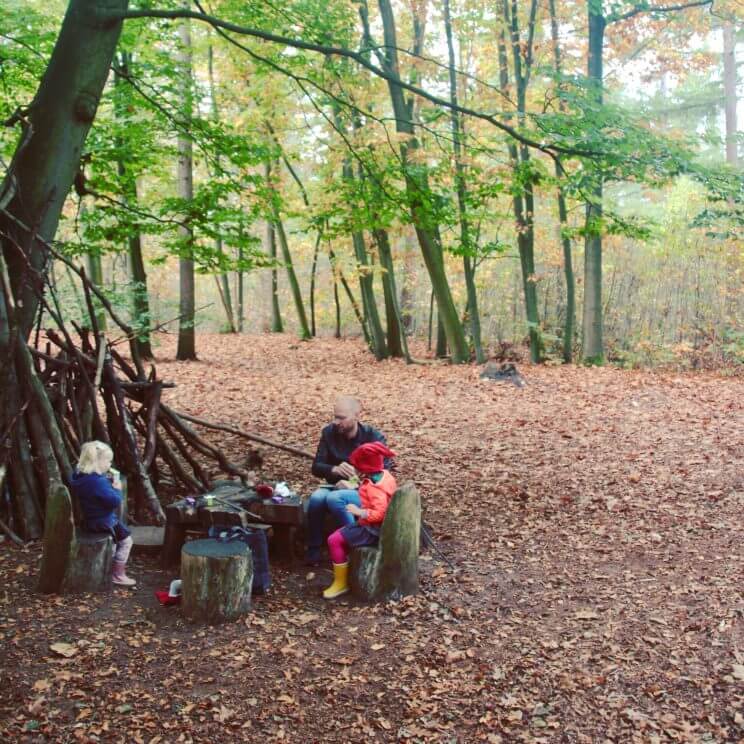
[323,562,350,600]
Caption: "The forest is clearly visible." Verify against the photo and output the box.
[0,0,742,742]
[1,0,741,370]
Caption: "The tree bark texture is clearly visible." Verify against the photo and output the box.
[374,228,410,360]
[207,43,236,333]
[349,482,421,601]
[176,19,196,360]
[548,0,576,363]
[443,0,484,363]
[181,538,253,624]
[582,5,606,364]
[265,161,311,339]
[114,51,153,361]
[499,0,543,363]
[376,0,469,363]
[38,481,113,594]
[275,218,311,340]
[266,221,283,332]
[0,0,128,337]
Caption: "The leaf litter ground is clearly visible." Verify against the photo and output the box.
[1,333,743,743]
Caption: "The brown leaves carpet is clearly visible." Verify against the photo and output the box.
[1,333,743,742]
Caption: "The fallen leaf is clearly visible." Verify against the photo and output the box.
[50,642,78,658]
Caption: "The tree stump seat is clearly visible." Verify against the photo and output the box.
[38,483,114,594]
[349,483,421,601]
[181,538,254,624]
[64,531,114,593]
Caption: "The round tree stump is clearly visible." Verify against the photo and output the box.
[181,539,253,624]
[63,533,114,594]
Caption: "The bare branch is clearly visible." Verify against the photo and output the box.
[609,0,713,24]
[106,6,598,159]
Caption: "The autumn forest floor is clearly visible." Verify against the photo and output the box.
[1,333,743,743]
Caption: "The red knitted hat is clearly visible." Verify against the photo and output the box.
[349,442,396,475]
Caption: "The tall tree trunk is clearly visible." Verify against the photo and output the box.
[374,228,410,360]
[436,309,448,358]
[499,0,543,363]
[352,228,388,360]
[266,221,283,332]
[82,199,107,332]
[332,269,341,338]
[113,51,153,360]
[582,4,606,364]
[274,218,311,339]
[264,160,310,339]
[399,231,416,334]
[376,0,469,363]
[308,229,322,337]
[548,0,575,363]
[127,209,153,358]
[723,22,738,168]
[207,43,236,333]
[443,0,484,363]
[1,0,127,337]
[0,0,128,535]
[237,246,244,332]
[331,104,387,359]
[176,19,196,360]
[329,246,369,342]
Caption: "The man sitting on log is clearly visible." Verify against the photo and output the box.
[305,396,393,566]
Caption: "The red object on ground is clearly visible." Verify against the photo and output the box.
[349,442,396,475]
[155,590,181,606]
[255,483,274,498]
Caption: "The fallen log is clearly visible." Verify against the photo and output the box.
[173,411,313,460]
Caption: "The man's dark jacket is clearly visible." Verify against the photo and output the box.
[311,423,392,484]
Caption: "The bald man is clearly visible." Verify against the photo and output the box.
[305,396,392,566]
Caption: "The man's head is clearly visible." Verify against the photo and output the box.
[333,396,361,438]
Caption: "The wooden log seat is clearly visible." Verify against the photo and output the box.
[63,532,114,593]
[38,482,113,594]
[181,538,254,624]
[349,482,421,601]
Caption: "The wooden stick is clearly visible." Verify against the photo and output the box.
[103,354,165,523]
[160,406,249,479]
[142,381,162,469]
[172,410,314,460]
[160,418,212,489]
[0,514,25,547]
[155,431,203,492]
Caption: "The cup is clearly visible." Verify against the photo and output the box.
[204,495,215,507]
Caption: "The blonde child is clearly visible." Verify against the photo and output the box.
[71,441,136,587]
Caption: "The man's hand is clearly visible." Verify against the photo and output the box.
[332,462,357,479]
[346,504,364,517]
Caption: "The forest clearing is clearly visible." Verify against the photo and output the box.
[1,334,743,742]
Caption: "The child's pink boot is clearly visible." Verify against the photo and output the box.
[112,560,136,587]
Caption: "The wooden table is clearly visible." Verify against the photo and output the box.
[162,481,304,567]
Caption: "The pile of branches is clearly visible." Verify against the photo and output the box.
[0,238,311,543]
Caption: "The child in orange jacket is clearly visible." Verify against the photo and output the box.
[323,441,397,599]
